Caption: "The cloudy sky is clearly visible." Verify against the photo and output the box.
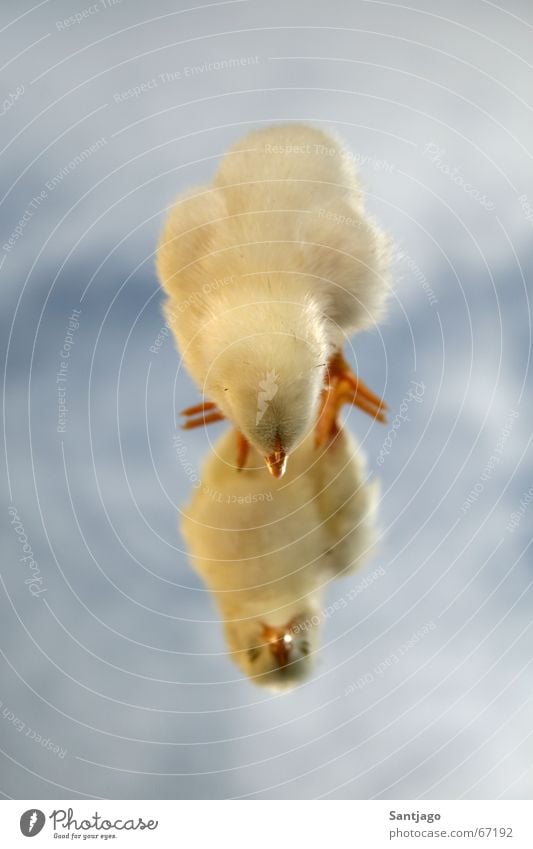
[1,0,532,799]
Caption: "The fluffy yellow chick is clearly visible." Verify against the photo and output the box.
[157,124,391,476]
[181,426,378,689]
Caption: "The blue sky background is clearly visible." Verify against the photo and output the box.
[1,0,532,799]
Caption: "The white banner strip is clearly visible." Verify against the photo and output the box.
[2,800,533,847]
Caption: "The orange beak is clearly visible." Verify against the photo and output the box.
[264,436,287,478]
[261,624,293,667]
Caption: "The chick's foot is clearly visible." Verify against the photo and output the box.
[315,351,387,446]
[181,401,251,471]
[180,400,225,429]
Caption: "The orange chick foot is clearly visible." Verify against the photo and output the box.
[236,430,250,471]
[180,400,251,471]
[180,400,225,429]
[315,351,387,446]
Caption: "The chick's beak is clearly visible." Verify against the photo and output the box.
[265,450,287,479]
[261,624,293,667]
[264,437,287,478]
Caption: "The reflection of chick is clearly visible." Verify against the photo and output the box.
[181,428,378,689]
[156,124,391,478]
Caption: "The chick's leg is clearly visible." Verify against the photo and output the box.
[180,401,251,470]
[235,431,250,471]
[181,401,225,429]
[315,351,387,446]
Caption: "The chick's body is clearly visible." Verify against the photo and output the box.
[181,428,377,688]
[157,124,391,470]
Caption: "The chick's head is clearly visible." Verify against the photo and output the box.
[224,609,321,690]
[203,297,331,477]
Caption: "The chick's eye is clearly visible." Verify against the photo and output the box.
[300,641,310,656]
[248,646,261,663]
